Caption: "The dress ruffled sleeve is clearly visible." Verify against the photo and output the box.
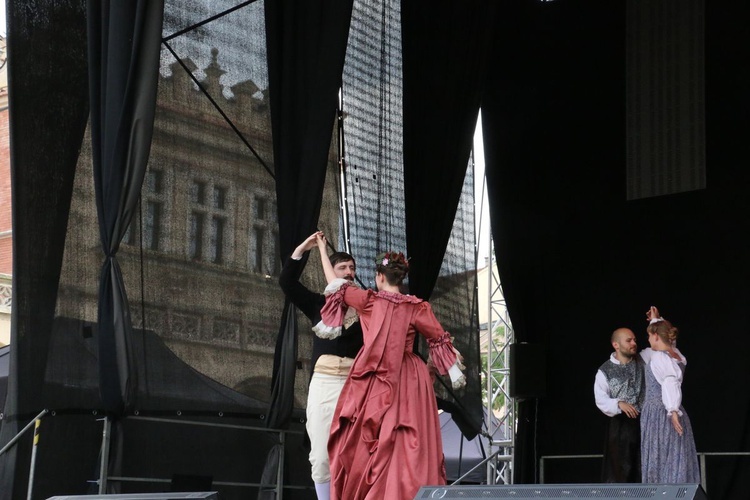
[650,351,684,416]
[417,302,466,389]
[426,333,466,389]
[312,278,354,339]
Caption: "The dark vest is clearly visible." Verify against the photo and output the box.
[599,355,645,411]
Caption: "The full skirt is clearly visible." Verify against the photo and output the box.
[641,402,700,483]
[329,351,446,500]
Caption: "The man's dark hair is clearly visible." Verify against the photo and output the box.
[330,251,355,268]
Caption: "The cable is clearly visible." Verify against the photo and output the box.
[162,0,259,43]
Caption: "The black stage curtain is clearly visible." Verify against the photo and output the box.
[87,0,165,415]
[0,2,91,499]
[401,0,496,440]
[482,2,563,483]
[483,0,750,495]
[401,0,496,301]
[264,0,354,429]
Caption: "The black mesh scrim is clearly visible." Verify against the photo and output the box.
[423,158,482,438]
[0,2,90,497]
[341,0,482,437]
[341,0,405,276]
[51,0,341,415]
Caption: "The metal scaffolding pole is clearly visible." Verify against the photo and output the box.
[484,238,515,485]
[474,116,516,485]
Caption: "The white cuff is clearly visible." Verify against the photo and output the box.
[312,321,342,339]
[649,317,664,324]
[448,363,466,389]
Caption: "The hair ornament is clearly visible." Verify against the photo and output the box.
[375,251,409,271]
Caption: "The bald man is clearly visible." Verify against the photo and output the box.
[594,328,645,483]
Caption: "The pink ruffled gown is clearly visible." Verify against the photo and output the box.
[316,281,461,500]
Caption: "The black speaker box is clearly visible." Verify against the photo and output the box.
[414,483,707,499]
[509,342,546,399]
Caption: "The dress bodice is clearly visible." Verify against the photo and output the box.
[644,357,685,405]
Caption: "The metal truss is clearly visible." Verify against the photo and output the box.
[484,237,516,485]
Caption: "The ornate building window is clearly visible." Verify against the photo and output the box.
[250,226,264,273]
[249,195,279,275]
[189,212,204,259]
[143,170,163,250]
[189,180,228,264]
[210,215,225,263]
[123,169,165,251]
[189,180,205,260]
[272,230,281,275]
[253,196,266,219]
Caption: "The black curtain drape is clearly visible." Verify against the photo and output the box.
[401,0,496,302]
[87,0,165,414]
[0,2,90,499]
[264,0,355,429]
[481,0,588,483]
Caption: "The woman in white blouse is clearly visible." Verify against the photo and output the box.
[639,308,700,483]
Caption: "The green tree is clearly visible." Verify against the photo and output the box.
[481,325,507,412]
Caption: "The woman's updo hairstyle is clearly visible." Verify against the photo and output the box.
[647,319,679,346]
[375,251,409,286]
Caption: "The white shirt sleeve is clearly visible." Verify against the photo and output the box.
[594,370,621,417]
[650,351,684,416]
[639,348,653,364]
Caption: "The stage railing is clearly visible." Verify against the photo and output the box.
[0,409,49,500]
[98,414,305,499]
[539,451,750,494]
[0,410,305,499]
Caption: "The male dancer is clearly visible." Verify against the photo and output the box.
[279,231,363,500]
[594,327,645,482]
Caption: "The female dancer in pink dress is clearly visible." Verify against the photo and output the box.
[314,248,465,500]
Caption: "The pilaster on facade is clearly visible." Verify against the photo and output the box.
[0,273,10,346]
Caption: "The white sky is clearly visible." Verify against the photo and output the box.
[1,3,5,37]
[474,113,492,267]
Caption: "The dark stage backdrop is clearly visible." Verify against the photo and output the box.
[482,0,750,497]
[3,0,750,499]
